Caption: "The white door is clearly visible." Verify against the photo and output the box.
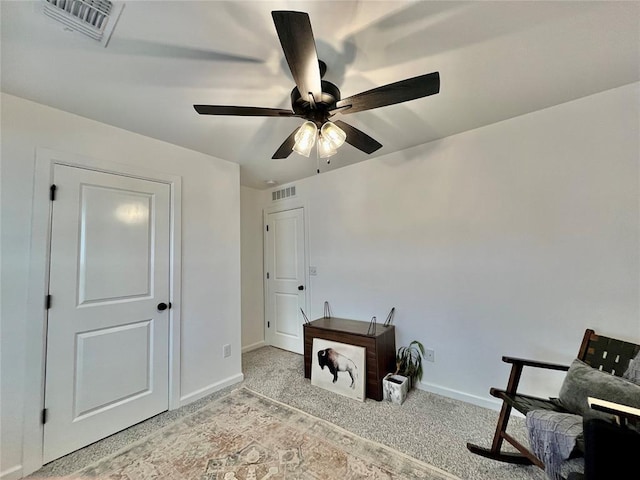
[43,165,171,463]
[265,208,307,354]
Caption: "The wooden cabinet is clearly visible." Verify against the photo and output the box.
[304,317,396,401]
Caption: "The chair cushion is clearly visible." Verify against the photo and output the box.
[623,351,640,385]
[558,359,640,419]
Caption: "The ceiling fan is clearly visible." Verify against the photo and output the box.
[194,11,440,160]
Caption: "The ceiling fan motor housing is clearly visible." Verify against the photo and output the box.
[291,80,341,125]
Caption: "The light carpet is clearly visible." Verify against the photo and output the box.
[63,387,461,480]
[28,347,547,480]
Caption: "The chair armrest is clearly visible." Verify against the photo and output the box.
[499,356,570,396]
[588,397,640,424]
[502,356,570,372]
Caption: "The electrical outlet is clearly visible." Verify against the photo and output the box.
[223,344,231,358]
[425,349,435,362]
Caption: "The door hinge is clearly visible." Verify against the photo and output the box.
[50,184,57,201]
[267,321,270,328]
[45,294,52,309]
[266,225,269,232]
[266,272,269,279]
[41,408,48,424]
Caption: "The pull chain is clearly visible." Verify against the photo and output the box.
[316,134,320,174]
[315,132,333,173]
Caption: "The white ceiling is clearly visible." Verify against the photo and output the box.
[2,1,639,189]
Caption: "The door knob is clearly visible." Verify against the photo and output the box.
[157,302,171,311]
[298,285,304,291]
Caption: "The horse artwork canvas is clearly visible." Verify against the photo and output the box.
[311,338,366,401]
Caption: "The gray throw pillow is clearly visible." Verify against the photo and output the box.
[557,358,640,418]
[623,351,640,385]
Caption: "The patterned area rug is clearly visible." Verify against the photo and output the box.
[68,387,460,479]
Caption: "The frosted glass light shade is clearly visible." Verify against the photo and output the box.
[317,134,337,158]
[293,121,317,157]
[320,121,346,149]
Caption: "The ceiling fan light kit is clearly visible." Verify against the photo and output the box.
[321,121,346,149]
[193,10,440,167]
[317,134,337,159]
[292,121,317,157]
[292,120,346,158]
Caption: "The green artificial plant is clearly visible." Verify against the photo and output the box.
[395,340,425,388]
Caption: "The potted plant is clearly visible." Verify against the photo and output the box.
[394,340,425,389]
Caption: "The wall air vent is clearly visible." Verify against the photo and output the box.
[272,186,296,201]
[41,0,124,46]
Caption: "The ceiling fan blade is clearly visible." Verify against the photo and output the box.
[272,127,300,159]
[272,11,322,104]
[333,120,383,154]
[334,72,440,115]
[194,105,295,117]
[109,38,264,63]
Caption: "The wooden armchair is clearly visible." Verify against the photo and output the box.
[466,328,640,468]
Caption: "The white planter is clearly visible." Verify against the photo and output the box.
[383,374,409,405]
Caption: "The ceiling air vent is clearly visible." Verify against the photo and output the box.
[272,186,296,201]
[41,0,124,46]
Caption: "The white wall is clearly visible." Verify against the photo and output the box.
[240,186,267,351]
[250,83,640,407]
[0,94,242,478]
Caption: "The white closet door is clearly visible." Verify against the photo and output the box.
[44,165,171,463]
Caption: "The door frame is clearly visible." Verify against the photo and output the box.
[23,148,182,475]
[262,196,311,351]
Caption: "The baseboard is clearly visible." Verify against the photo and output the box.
[416,380,503,412]
[0,464,23,480]
[179,373,244,406]
[242,340,266,353]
